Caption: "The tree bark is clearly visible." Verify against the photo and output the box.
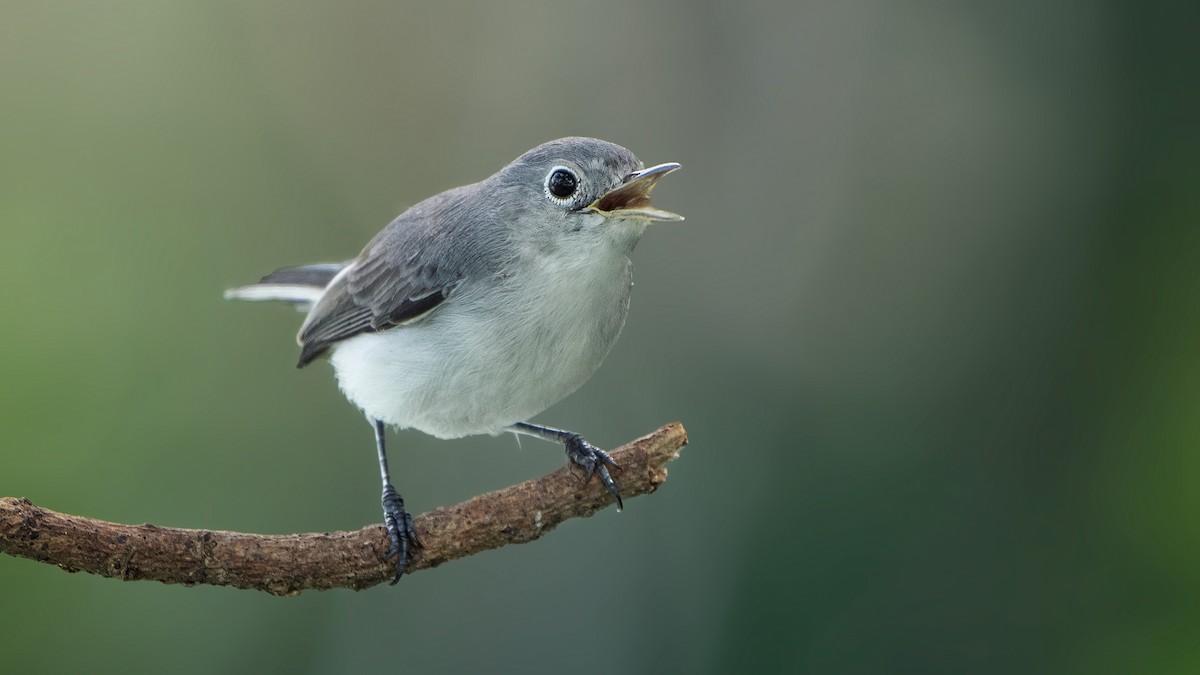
[0,423,687,596]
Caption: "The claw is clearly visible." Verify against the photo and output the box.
[382,484,421,583]
[563,434,624,511]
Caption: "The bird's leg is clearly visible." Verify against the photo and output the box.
[508,422,623,511]
[374,419,421,583]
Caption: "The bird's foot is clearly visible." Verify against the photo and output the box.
[381,483,422,584]
[563,433,623,511]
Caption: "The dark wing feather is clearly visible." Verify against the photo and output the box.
[293,186,488,368]
[295,265,452,367]
[296,287,376,366]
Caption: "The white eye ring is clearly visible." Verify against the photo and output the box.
[544,166,580,204]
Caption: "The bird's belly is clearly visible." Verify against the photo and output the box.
[329,261,632,438]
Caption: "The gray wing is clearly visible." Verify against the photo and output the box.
[294,185,495,367]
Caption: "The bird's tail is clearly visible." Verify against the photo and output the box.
[224,262,348,311]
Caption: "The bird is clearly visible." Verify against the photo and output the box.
[225,137,681,582]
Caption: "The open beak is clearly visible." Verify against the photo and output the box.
[586,162,683,221]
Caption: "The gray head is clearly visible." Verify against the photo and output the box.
[486,137,681,249]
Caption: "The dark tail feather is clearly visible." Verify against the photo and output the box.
[257,263,348,288]
[224,262,349,308]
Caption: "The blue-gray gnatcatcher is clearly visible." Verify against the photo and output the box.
[226,137,681,581]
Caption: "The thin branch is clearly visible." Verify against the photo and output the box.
[0,423,687,596]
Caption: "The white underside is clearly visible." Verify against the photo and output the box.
[328,238,635,438]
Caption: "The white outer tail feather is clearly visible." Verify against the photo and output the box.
[224,284,325,310]
[225,262,348,312]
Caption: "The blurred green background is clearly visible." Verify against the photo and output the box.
[2,1,1197,673]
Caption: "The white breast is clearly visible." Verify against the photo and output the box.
[329,236,635,439]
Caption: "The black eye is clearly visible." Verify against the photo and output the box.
[547,168,578,199]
